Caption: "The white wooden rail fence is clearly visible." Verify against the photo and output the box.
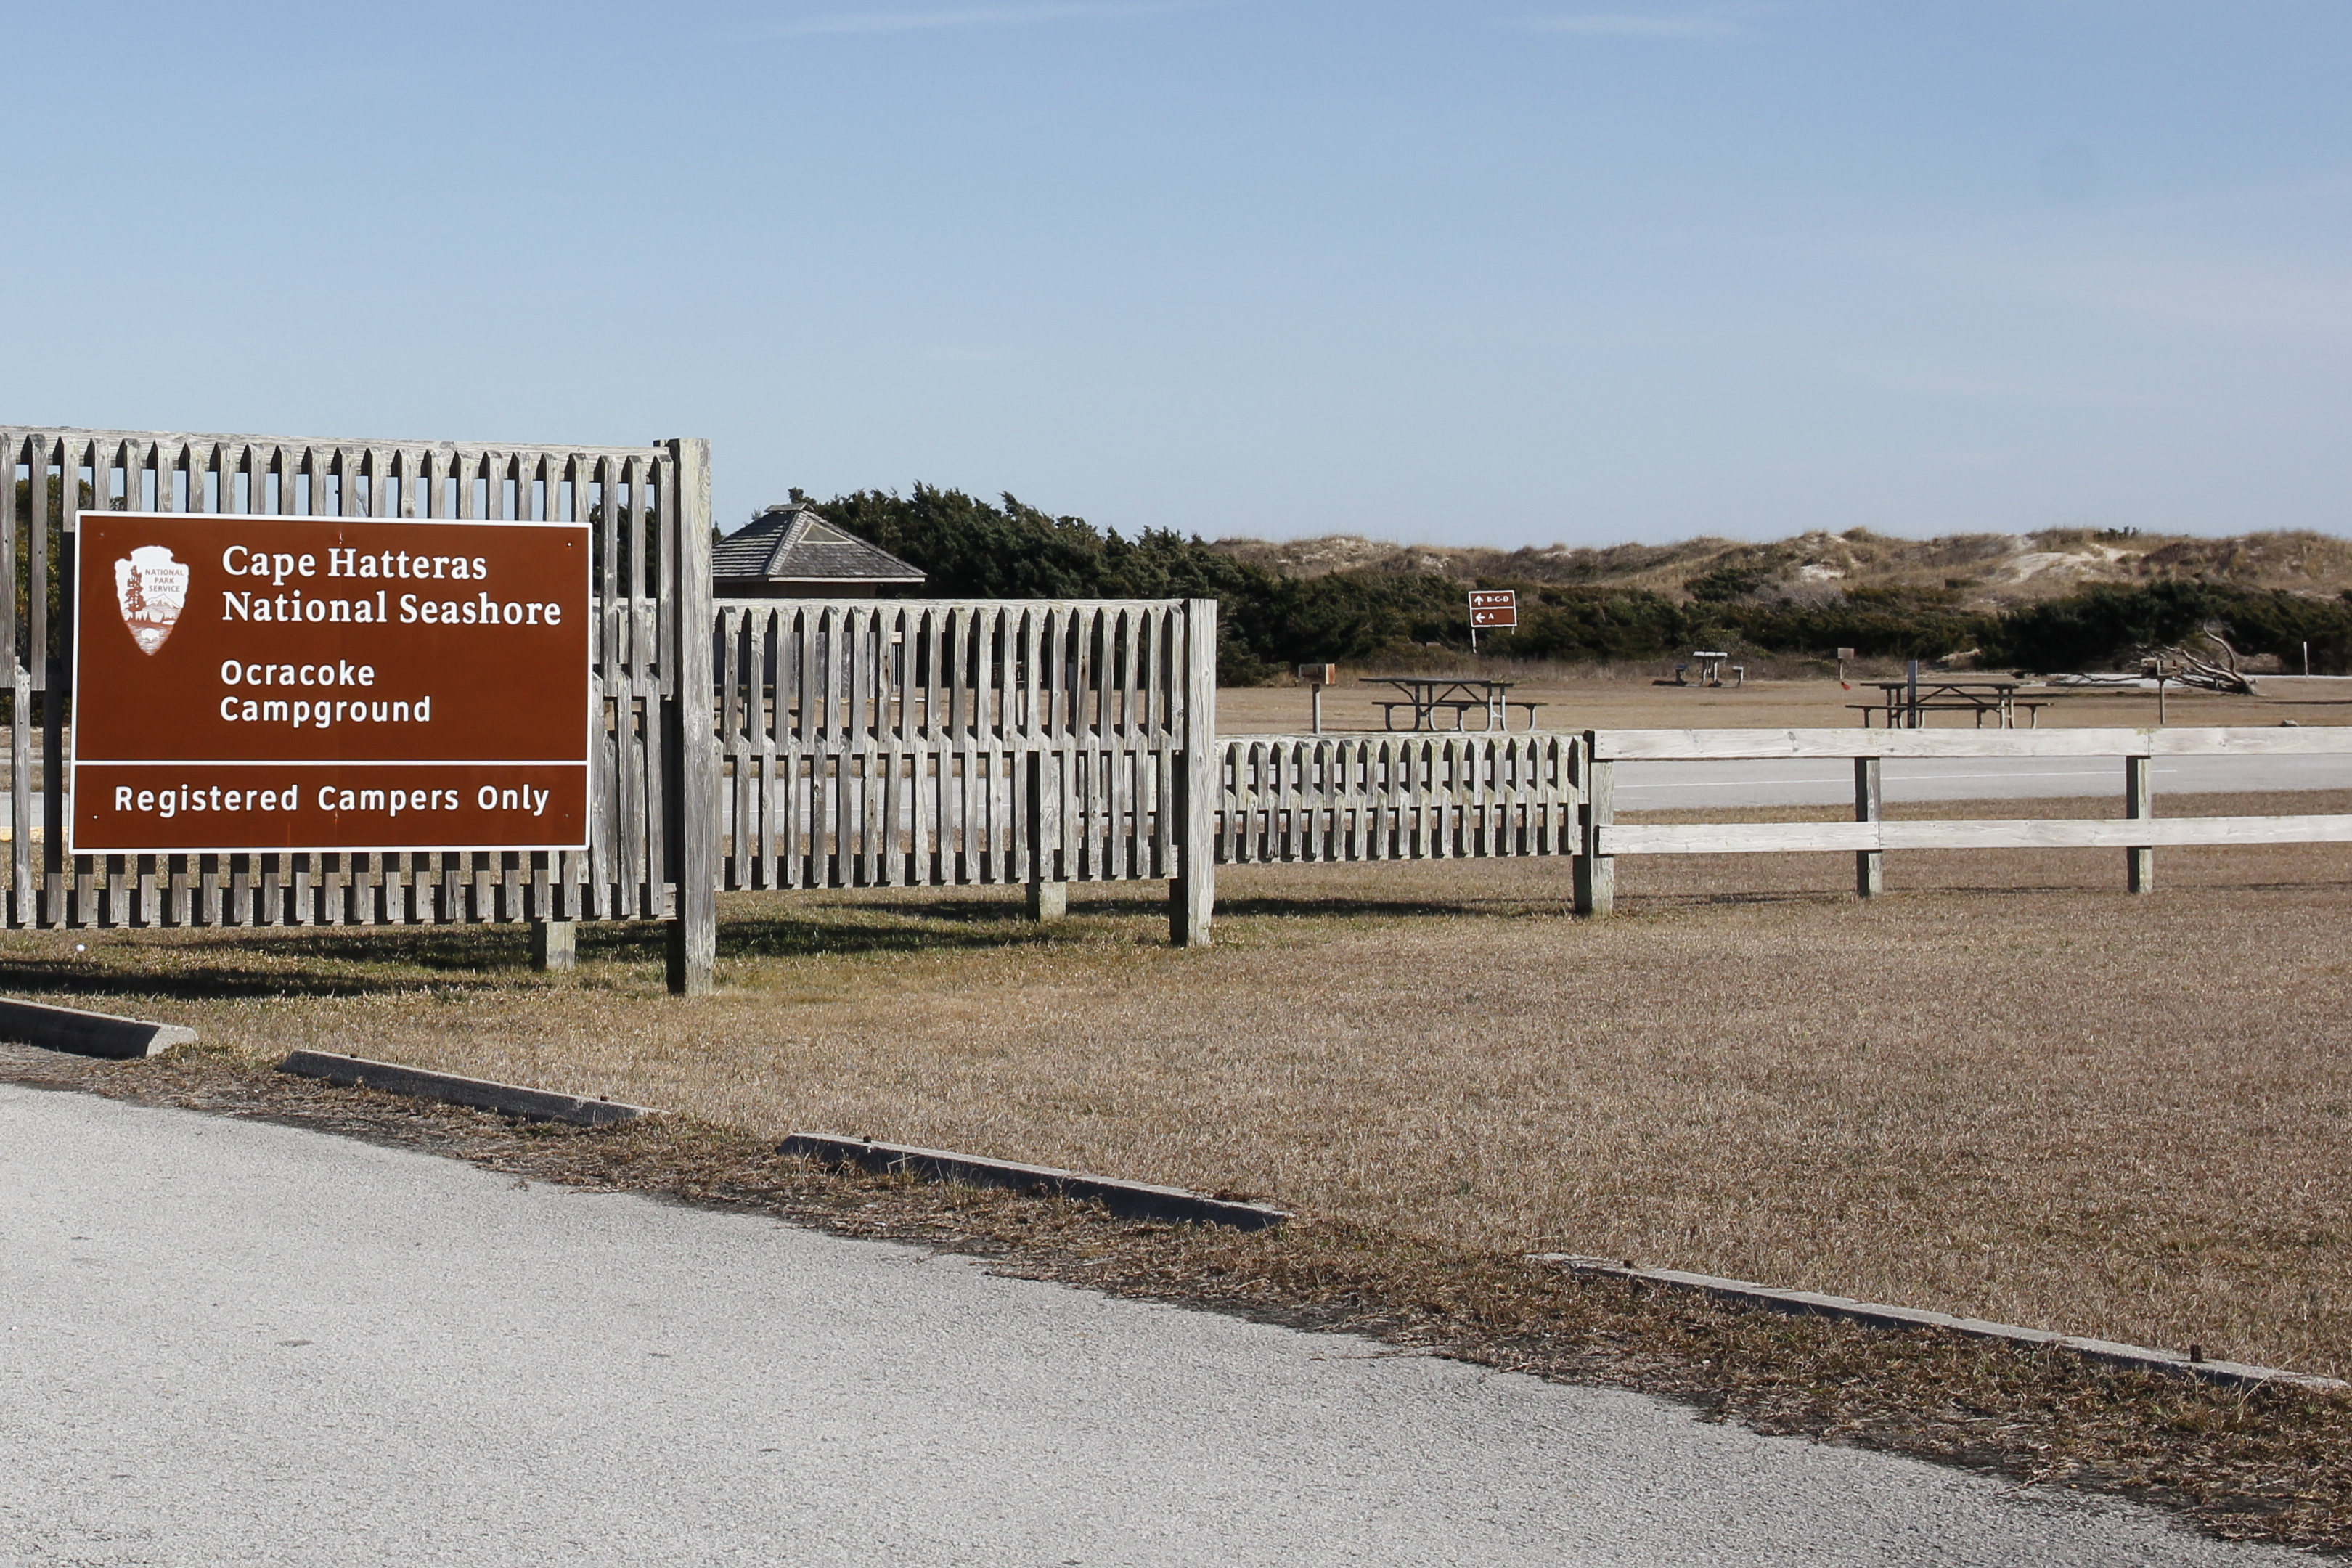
[714,598,1217,944]
[1214,732,1583,863]
[1575,727,2352,914]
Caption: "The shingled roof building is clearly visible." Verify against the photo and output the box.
[713,503,927,597]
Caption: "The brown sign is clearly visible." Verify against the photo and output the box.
[1467,589,1518,629]
[72,512,590,854]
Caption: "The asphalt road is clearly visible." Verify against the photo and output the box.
[1,1085,2298,1567]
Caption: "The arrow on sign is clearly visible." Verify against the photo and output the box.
[1467,589,1517,628]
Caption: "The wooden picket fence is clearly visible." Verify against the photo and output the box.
[713,597,1218,942]
[1213,732,1583,863]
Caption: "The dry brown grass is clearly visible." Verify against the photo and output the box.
[4,785,2348,1388]
[1218,670,2352,732]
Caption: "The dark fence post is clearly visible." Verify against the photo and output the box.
[2125,753,2154,894]
[43,467,68,928]
[1573,732,1614,916]
[665,437,717,995]
[1854,756,1883,897]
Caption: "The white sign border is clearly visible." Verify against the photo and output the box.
[67,510,596,857]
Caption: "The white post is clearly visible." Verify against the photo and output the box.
[1025,751,1064,923]
[1171,598,1217,947]
[663,438,716,998]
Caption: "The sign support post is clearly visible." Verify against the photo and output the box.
[1466,589,1517,658]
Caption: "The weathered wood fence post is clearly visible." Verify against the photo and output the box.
[1170,597,1217,947]
[531,919,576,971]
[43,486,70,927]
[664,437,718,995]
[2,455,23,930]
[1854,756,1883,897]
[2125,752,2154,894]
[1574,732,1614,917]
[1025,751,1066,921]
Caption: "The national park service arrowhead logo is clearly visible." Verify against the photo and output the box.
[114,545,189,656]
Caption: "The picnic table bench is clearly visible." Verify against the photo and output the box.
[1361,677,1545,731]
[1371,699,1550,730]
[1851,701,2052,727]
[1854,679,2050,728]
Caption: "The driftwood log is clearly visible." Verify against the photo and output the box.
[2138,627,2259,695]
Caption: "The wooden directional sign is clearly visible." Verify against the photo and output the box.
[1467,589,1518,629]
[71,512,591,854]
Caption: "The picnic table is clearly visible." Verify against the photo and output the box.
[1855,679,2050,728]
[1360,677,1544,731]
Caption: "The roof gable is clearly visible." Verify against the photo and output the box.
[714,505,926,585]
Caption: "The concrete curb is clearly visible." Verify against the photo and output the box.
[779,1134,1292,1231]
[0,996,197,1060]
[1527,1254,2348,1394]
[279,1051,658,1128]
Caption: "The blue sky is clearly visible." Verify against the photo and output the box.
[7,1,2348,547]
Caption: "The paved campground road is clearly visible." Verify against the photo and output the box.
[1,1087,2295,1568]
